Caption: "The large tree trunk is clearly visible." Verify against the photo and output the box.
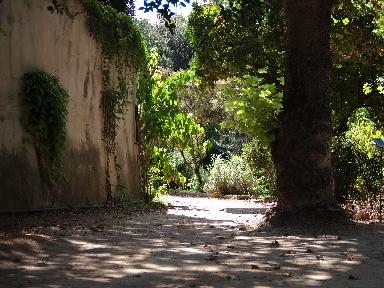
[274,0,336,211]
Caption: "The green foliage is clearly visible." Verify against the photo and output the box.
[186,2,284,193]
[331,0,384,132]
[139,59,194,145]
[147,147,185,190]
[137,50,210,194]
[81,0,146,70]
[187,0,284,83]
[332,108,383,201]
[186,0,384,204]
[21,70,69,182]
[139,0,384,203]
[204,155,264,196]
[187,0,384,134]
[219,74,283,146]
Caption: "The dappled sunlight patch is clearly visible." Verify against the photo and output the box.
[67,240,110,251]
[167,195,269,225]
[306,272,334,282]
[234,235,253,241]
[142,263,180,272]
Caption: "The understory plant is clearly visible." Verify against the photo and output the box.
[241,139,276,196]
[204,155,262,196]
[332,108,384,202]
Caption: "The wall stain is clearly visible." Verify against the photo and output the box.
[83,68,90,98]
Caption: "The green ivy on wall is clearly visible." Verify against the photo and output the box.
[21,70,69,183]
[81,0,147,70]
[47,0,78,19]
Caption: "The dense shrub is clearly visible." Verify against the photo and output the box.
[204,155,261,196]
[332,108,383,202]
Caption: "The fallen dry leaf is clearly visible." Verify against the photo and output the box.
[205,255,218,261]
[264,264,281,271]
[305,247,314,253]
[270,240,280,248]
[348,274,359,280]
[251,264,260,269]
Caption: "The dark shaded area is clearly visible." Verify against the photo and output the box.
[62,142,105,207]
[0,150,47,212]
[265,206,352,229]
[0,142,105,212]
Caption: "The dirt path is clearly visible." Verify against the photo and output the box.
[0,196,383,288]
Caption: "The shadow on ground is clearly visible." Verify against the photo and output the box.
[0,196,383,288]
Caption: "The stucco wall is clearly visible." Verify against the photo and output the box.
[0,0,141,211]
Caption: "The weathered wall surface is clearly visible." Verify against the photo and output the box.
[0,0,141,211]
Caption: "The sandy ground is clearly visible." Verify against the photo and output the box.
[0,195,383,288]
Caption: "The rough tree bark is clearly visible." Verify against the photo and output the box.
[274,0,336,211]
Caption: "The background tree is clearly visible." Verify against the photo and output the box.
[187,0,284,84]
[137,16,192,70]
[99,0,135,15]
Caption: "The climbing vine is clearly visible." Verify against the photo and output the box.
[21,70,69,183]
[101,68,132,153]
[101,65,134,202]
[78,0,148,199]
